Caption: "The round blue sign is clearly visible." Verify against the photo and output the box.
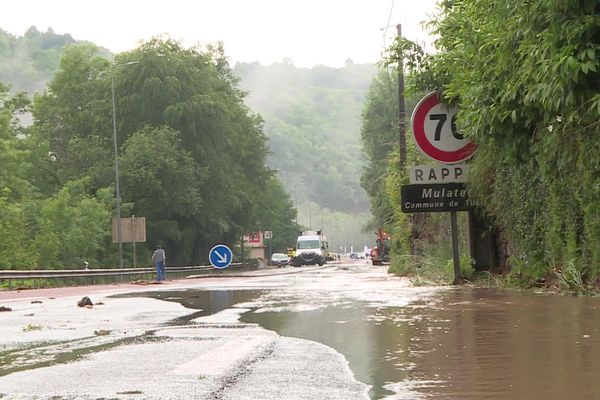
[209,244,233,269]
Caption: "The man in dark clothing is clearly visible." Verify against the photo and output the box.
[152,245,166,282]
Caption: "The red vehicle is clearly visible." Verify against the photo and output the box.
[370,227,391,265]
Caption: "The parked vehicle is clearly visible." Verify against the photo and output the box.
[270,253,289,267]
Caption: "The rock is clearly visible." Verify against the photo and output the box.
[77,296,93,308]
[0,306,12,312]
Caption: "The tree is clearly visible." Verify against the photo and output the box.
[254,176,302,252]
[0,83,32,200]
[0,83,38,269]
[383,0,600,284]
[120,125,204,261]
[34,178,113,268]
[29,38,292,265]
[360,69,399,227]
[30,43,114,193]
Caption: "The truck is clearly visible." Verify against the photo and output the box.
[292,230,328,267]
[370,227,391,265]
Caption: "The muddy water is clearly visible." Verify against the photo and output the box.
[114,289,266,324]
[242,288,600,400]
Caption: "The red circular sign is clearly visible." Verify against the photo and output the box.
[411,92,477,164]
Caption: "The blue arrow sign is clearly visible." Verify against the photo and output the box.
[209,244,233,269]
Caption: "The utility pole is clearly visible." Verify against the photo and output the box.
[295,187,298,224]
[110,60,139,269]
[396,24,417,258]
[397,24,407,171]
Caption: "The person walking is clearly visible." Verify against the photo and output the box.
[152,245,166,282]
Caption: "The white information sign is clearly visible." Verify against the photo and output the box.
[409,165,469,184]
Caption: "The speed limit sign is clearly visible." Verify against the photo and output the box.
[411,92,477,164]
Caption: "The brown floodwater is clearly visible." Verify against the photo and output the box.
[242,287,600,399]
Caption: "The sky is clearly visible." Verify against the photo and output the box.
[0,0,440,68]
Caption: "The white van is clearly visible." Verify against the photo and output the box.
[293,231,327,267]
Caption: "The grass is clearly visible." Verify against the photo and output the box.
[389,234,474,286]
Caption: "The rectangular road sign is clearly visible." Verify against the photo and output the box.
[243,231,264,247]
[401,183,475,213]
[409,164,469,184]
[112,216,146,243]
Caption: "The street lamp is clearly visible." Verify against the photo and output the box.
[111,60,139,269]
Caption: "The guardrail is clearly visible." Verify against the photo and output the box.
[0,263,242,289]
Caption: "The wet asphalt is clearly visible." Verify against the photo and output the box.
[0,264,380,400]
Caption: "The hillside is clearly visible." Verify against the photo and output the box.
[0,26,111,95]
[0,29,378,251]
[234,61,376,215]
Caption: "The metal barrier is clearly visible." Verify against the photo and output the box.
[0,263,242,289]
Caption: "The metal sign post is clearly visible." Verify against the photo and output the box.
[132,215,136,268]
[264,231,273,265]
[450,211,462,284]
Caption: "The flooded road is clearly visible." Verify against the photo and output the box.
[241,286,600,399]
[2,265,600,399]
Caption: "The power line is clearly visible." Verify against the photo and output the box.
[381,0,397,101]
[381,0,396,48]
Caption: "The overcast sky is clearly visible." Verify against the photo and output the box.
[1,0,440,68]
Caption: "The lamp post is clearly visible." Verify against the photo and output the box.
[111,60,139,269]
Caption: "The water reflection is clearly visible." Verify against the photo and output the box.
[114,289,266,324]
[243,288,600,400]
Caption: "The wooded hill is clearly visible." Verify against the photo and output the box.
[0,27,110,95]
[234,61,375,214]
[0,35,302,269]
[0,27,379,266]
[234,61,378,252]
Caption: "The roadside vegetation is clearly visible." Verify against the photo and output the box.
[0,28,381,269]
[0,37,301,269]
[361,0,600,293]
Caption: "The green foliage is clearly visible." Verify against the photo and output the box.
[360,72,454,279]
[0,83,32,200]
[30,43,114,193]
[35,178,112,268]
[254,176,302,252]
[20,37,299,266]
[0,31,371,268]
[0,191,38,269]
[553,259,590,295]
[120,125,204,259]
[360,69,398,227]
[1,31,378,263]
[382,0,600,285]
[0,84,38,269]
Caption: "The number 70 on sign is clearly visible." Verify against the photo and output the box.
[411,92,477,164]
